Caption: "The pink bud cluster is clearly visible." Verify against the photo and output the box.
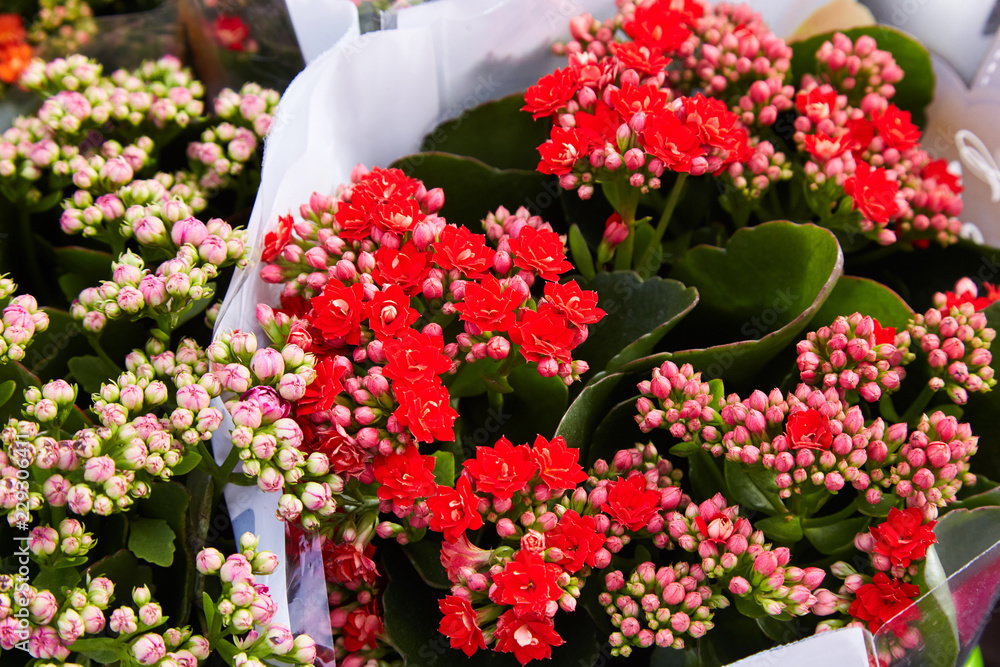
[907,301,995,404]
[801,33,904,106]
[0,288,50,364]
[26,518,95,564]
[869,412,978,520]
[635,360,724,453]
[0,574,113,660]
[22,379,77,424]
[193,534,317,666]
[796,313,912,402]
[25,0,97,55]
[107,586,210,666]
[211,82,280,139]
[722,139,792,200]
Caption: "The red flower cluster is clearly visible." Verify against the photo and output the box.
[212,14,254,53]
[844,161,900,225]
[869,507,937,569]
[849,572,920,636]
[0,14,29,85]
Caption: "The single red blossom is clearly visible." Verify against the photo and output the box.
[846,117,877,153]
[0,41,30,85]
[537,126,590,176]
[612,41,672,76]
[432,225,497,279]
[438,596,486,657]
[870,507,937,568]
[568,54,618,91]
[943,285,1000,312]
[641,108,703,172]
[874,105,921,152]
[546,510,606,573]
[509,305,577,364]
[872,319,897,346]
[314,427,369,477]
[371,242,432,296]
[491,549,564,617]
[529,435,587,491]
[849,572,921,636]
[796,87,838,122]
[343,602,383,652]
[392,383,458,443]
[623,3,692,53]
[803,132,850,161]
[574,100,622,151]
[608,82,671,124]
[603,475,661,531]
[336,167,423,239]
[261,213,294,262]
[323,542,379,590]
[921,159,963,194]
[296,355,347,416]
[0,14,27,45]
[543,280,604,327]
[373,444,438,509]
[454,274,525,333]
[212,14,250,52]
[382,329,452,386]
[786,408,834,450]
[310,279,366,346]
[508,226,574,281]
[683,94,750,164]
[494,610,564,665]
[844,161,901,224]
[427,477,484,541]
[364,284,419,341]
[523,67,580,120]
[463,437,538,500]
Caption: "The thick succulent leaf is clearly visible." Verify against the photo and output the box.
[808,275,914,330]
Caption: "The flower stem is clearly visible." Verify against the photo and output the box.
[602,180,641,271]
[899,382,936,425]
[636,172,687,277]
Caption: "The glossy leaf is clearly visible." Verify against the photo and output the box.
[756,514,804,543]
[53,246,113,302]
[574,271,698,374]
[724,461,785,516]
[568,224,596,281]
[432,451,456,487]
[67,638,125,664]
[0,380,15,408]
[128,517,176,567]
[555,372,624,463]
[803,515,870,555]
[808,275,914,330]
[588,396,644,465]
[497,363,569,444]
[403,538,451,590]
[67,354,121,397]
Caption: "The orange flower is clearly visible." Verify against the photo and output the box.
[0,14,26,46]
[0,42,31,84]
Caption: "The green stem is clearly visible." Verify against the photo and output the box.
[636,173,687,276]
[88,336,120,371]
[899,382,937,425]
[695,449,727,497]
[603,181,641,272]
[878,393,903,423]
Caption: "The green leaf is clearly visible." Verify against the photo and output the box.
[446,358,502,398]
[391,152,558,229]
[629,222,843,385]
[949,486,1000,511]
[135,482,190,535]
[0,380,15,408]
[171,451,203,476]
[724,461,784,516]
[403,538,451,589]
[790,26,935,124]
[689,449,725,499]
[498,363,569,444]
[419,93,552,171]
[128,517,176,567]
[67,355,120,397]
[574,271,698,374]
[808,275,914,330]
[32,565,81,595]
[23,309,90,380]
[432,451,456,487]
[67,637,125,664]
[54,246,113,302]
[756,514,804,543]
[568,224,596,281]
[803,515,870,555]
[588,396,644,464]
[555,372,624,462]
[86,550,153,595]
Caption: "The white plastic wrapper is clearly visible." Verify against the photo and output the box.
[210,0,1000,663]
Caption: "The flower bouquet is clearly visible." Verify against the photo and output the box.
[210,0,1000,665]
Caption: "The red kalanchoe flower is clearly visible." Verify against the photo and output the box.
[941,281,1000,312]
[803,132,850,162]
[323,542,379,590]
[438,596,486,657]
[427,477,484,542]
[432,225,497,279]
[212,14,251,52]
[529,435,587,491]
[623,3,692,53]
[463,437,538,500]
[608,83,671,124]
[613,41,672,76]
[844,162,901,225]
[574,100,623,151]
[509,305,577,364]
[785,408,834,450]
[261,213,294,262]
[921,159,963,194]
[874,105,921,152]
[542,280,605,327]
[642,108,703,173]
[491,549,564,617]
[373,444,438,509]
[547,510,606,573]
[494,610,564,665]
[440,534,493,582]
[364,284,419,341]
[846,117,877,153]
[0,42,30,85]
[314,427,368,477]
[371,242,432,296]
[684,94,750,164]
[342,602,384,652]
[393,383,458,443]
[872,319,897,346]
[337,167,424,239]
[310,280,366,346]
[849,572,920,636]
[522,67,581,120]
[382,330,452,386]
[603,474,661,531]
[0,14,27,45]
[870,507,938,568]
[796,87,838,123]
[537,126,590,176]
[296,355,347,416]
[508,226,574,281]
[454,274,525,333]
